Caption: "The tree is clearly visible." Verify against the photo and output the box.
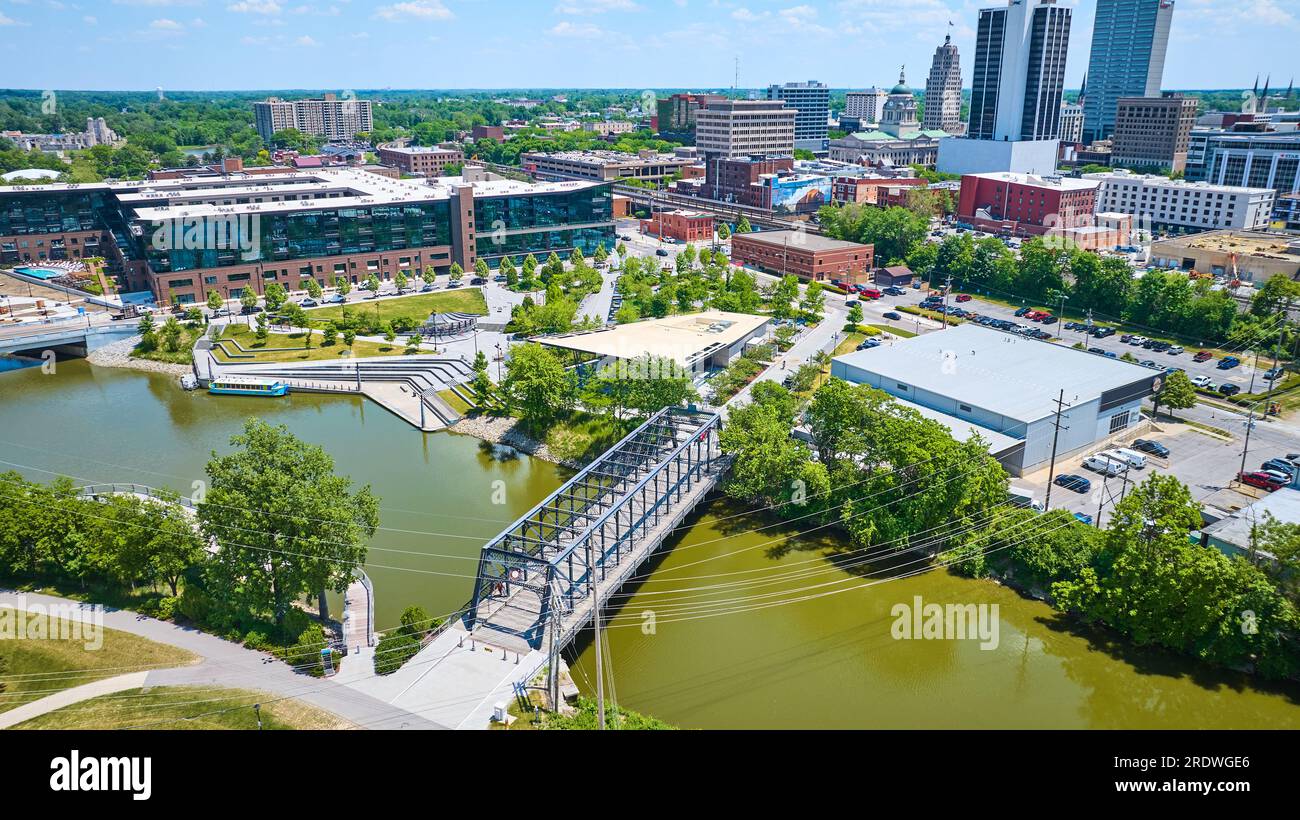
[342,329,357,350]
[422,264,435,283]
[240,289,258,311]
[395,271,409,292]
[263,282,288,312]
[136,312,157,351]
[502,343,576,434]
[384,326,397,345]
[320,321,336,347]
[474,258,489,281]
[198,419,378,626]
[157,315,183,353]
[1152,369,1197,419]
[255,312,270,343]
[717,223,731,241]
[405,334,422,354]
[844,301,863,333]
[736,216,752,234]
[365,273,381,293]
[449,262,464,283]
[207,290,223,312]
[469,349,496,409]
[502,255,519,288]
[334,276,351,298]
[593,243,608,264]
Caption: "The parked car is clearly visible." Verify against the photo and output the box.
[1217,356,1241,370]
[655,248,669,257]
[1239,471,1286,491]
[1217,383,1241,396]
[420,283,434,292]
[1263,367,1284,381]
[1073,512,1094,525]
[240,305,263,315]
[955,294,972,302]
[1193,350,1214,362]
[1261,458,1297,478]
[1191,375,1213,388]
[1092,327,1116,338]
[1129,335,1148,346]
[447,280,462,288]
[1084,455,1126,476]
[1014,306,1031,317]
[1167,345,1183,355]
[856,339,881,351]
[470,276,487,286]
[883,286,905,296]
[1131,439,1170,458]
[883,311,902,321]
[1054,473,1092,493]
[1259,468,1293,484]
[299,298,318,308]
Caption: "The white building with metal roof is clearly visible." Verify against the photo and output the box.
[830,324,1163,475]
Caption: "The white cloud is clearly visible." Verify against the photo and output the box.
[150,18,183,30]
[295,34,318,46]
[0,12,22,26]
[553,0,638,14]
[112,0,201,6]
[374,0,452,21]
[227,0,283,14]
[549,20,603,37]
[83,15,97,24]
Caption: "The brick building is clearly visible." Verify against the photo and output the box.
[1111,93,1199,173]
[956,172,1100,236]
[640,210,715,243]
[730,230,874,283]
[376,145,464,177]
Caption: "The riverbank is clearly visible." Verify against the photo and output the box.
[85,333,193,378]
[450,413,583,469]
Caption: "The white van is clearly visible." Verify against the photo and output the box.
[1008,486,1045,512]
[1108,447,1148,469]
[1083,454,1126,476]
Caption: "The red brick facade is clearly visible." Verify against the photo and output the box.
[640,211,715,242]
[730,232,874,283]
[956,173,1098,237]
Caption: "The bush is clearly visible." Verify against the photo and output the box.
[374,631,421,676]
[398,605,431,638]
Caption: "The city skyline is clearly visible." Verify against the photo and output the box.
[0,0,1292,92]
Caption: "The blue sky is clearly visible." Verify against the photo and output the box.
[0,0,1293,91]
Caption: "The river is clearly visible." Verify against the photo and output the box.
[3,358,1298,728]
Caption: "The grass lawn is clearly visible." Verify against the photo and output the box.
[131,324,205,365]
[437,388,474,415]
[867,323,916,338]
[544,412,637,463]
[306,288,488,330]
[12,685,354,730]
[0,614,197,714]
[802,332,864,396]
[213,323,404,363]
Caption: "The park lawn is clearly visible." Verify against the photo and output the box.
[437,388,474,415]
[0,614,198,714]
[12,685,354,730]
[305,288,488,329]
[867,323,916,338]
[213,324,403,363]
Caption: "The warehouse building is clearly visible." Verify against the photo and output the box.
[730,230,874,283]
[830,324,1162,475]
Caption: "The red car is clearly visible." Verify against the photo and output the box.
[955,294,972,302]
[860,288,882,299]
[1193,351,1213,362]
[1239,471,1286,491]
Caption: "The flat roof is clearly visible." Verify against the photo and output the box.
[732,229,870,253]
[1155,230,1300,259]
[832,324,1157,423]
[889,395,1023,455]
[966,171,1099,191]
[523,150,688,167]
[1202,488,1300,550]
[538,310,769,367]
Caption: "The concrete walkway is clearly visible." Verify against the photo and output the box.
[0,590,445,730]
[0,671,149,729]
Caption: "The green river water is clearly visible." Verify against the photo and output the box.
[2,359,1298,728]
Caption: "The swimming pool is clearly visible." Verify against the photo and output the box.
[13,266,63,280]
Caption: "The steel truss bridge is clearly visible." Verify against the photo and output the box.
[467,406,725,655]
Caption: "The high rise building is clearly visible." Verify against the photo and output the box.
[924,34,964,134]
[844,89,890,125]
[1110,93,1198,173]
[253,94,374,143]
[1081,0,1175,143]
[967,0,1072,142]
[1059,102,1085,143]
[655,92,727,137]
[694,99,796,159]
[765,81,830,152]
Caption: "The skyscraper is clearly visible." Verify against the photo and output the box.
[1081,0,1175,143]
[764,81,830,152]
[924,34,964,134]
[967,0,1072,142]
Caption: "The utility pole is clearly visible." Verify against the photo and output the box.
[940,273,953,329]
[1095,470,1110,528]
[1083,308,1092,346]
[1043,389,1070,510]
[585,539,605,729]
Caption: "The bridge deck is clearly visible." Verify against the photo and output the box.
[467,406,723,655]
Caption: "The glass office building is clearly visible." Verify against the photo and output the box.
[472,184,614,263]
[1081,0,1175,144]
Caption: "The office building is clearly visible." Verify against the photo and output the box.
[939,0,1072,175]
[1110,93,1199,173]
[0,167,614,304]
[924,35,965,134]
[830,324,1161,475]
[655,93,728,138]
[956,171,1099,236]
[1059,102,1085,144]
[639,210,715,243]
[1081,0,1176,143]
[765,81,831,152]
[1188,130,1300,203]
[376,145,464,177]
[253,95,374,143]
[694,100,796,159]
[521,149,697,183]
[582,120,636,136]
[844,89,890,125]
[1084,169,1276,233]
[730,230,875,283]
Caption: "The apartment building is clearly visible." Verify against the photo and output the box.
[521,149,697,183]
[253,95,374,142]
[376,145,464,177]
[844,90,890,125]
[1084,169,1277,232]
[765,81,831,152]
[694,100,796,159]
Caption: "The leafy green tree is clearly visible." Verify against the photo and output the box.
[449,262,464,283]
[334,276,351,298]
[136,312,157,351]
[207,290,224,312]
[405,334,422,354]
[845,301,863,333]
[365,273,381,293]
[394,271,408,292]
[254,312,270,343]
[1152,369,1197,419]
[474,258,490,281]
[736,216,752,234]
[263,282,288,312]
[240,289,258,310]
[717,223,731,241]
[502,343,576,434]
[801,281,826,318]
[342,329,357,350]
[304,278,323,300]
[198,419,378,626]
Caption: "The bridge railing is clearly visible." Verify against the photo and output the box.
[78,483,196,510]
